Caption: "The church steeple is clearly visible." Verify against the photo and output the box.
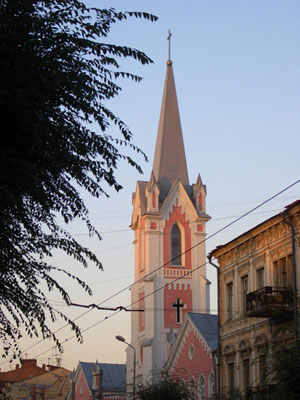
[152,59,189,201]
[128,35,210,386]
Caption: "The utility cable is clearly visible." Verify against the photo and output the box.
[1,179,298,366]
[71,179,300,311]
[24,179,300,361]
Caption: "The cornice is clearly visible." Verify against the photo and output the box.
[210,204,300,261]
[217,219,297,268]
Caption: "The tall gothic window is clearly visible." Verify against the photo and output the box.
[189,377,196,400]
[208,372,215,398]
[198,375,205,400]
[171,223,182,265]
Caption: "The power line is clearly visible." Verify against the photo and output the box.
[127,180,300,310]
[2,180,298,366]
[25,179,300,360]
[70,208,289,237]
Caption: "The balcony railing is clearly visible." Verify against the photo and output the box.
[246,286,293,319]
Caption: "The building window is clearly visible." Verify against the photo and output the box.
[140,345,143,367]
[259,354,267,386]
[227,282,233,320]
[228,362,234,396]
[188,344,194,360]
[208,372,215,397]
[198,193,203,211]
[171,223,182,265]
[198,375,205,400]
[139,292,145,331]
[274,255,293,287]
[257,267,264,289]
[243,358,250,392]
[241,275,248,313]
[189,377,196,400]
[152,190,156,208]
[139,223,145,272]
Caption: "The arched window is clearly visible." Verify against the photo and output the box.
[198,375,205,400]
[208,372,215,397]
[189,377,196,400]
[171,223,181,265]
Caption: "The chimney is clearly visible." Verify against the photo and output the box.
[48,365,58,371]
[22,359,37,367]
[97,368,103,400]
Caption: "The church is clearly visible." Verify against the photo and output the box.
[127,47,213,387]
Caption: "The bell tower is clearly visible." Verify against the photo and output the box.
[127,40,211,386]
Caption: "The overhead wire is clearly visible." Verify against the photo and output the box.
[22,179,300,360]
[43,206,295,269]
[1,179,299,366]
[69,208,290,237]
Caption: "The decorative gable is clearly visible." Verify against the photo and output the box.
[74,366,91,400]
[166,314,217,400]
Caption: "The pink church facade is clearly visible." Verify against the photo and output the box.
[167,313,218,400]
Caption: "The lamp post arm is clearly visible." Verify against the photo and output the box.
[124,341,136,400]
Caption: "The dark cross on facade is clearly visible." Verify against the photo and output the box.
[172,298,184,323]
[167,29,172,61]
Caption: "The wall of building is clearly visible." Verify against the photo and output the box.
[130,182,209,385]
[171,327,215,399]
[74,371,91,400]
[213,203,300,397]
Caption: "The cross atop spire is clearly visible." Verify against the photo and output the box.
[167,29,172,65]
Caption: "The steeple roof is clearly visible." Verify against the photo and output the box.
[152,61,189,200]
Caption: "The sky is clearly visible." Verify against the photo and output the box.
[2,0,299,372]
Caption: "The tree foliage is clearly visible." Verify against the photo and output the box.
[0,0,157,357]
[220,344,300,400]
[271,345,300,400]
[136,373,192,400]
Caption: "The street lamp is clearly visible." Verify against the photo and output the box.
[116,335,136,400]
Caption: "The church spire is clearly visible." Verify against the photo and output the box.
[152,34,189,200]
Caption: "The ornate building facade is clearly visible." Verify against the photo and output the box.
[210,200,300,397]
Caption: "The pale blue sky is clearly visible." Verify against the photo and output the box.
[2,1,299,372]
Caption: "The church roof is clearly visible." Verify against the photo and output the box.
[79,362,126,393]
[152,61,189,201]
[187,313,218,351]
